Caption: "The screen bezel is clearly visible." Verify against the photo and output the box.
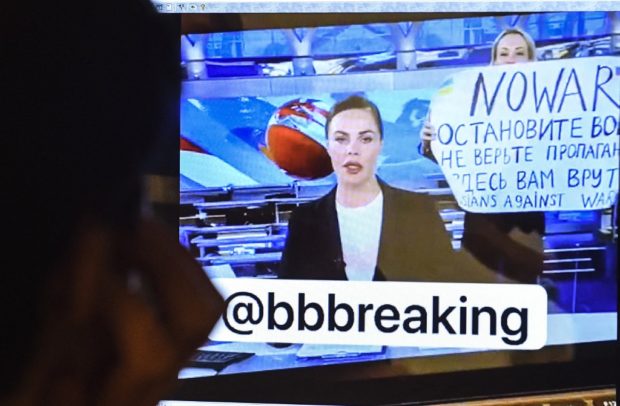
[168,342,616,404]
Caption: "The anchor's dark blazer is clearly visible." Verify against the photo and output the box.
[279,179,497,283]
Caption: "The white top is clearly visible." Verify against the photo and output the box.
[336,191,384,281]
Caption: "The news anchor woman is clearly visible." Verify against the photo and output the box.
[279,95,495,283]
[419,28,545,284]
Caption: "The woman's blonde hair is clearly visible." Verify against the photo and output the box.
[490,27,537,65]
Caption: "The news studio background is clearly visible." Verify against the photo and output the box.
[173,10,618,376]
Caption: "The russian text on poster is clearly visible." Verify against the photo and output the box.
[431,56,619,213]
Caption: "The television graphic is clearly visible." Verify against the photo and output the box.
[263,98,333,179]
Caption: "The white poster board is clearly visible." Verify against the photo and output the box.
[430,56,619,213]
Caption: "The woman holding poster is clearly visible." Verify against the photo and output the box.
[419,27,545,284]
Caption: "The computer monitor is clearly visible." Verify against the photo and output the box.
[156,4,617,404]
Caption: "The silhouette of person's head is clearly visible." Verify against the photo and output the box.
[2,2,222,404]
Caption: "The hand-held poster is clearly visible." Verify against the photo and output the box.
[431,56,620,213]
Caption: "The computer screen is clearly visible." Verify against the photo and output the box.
[167,5,617,404]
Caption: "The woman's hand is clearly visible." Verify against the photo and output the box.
[420,120,436,142]
[419,120,437,159]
